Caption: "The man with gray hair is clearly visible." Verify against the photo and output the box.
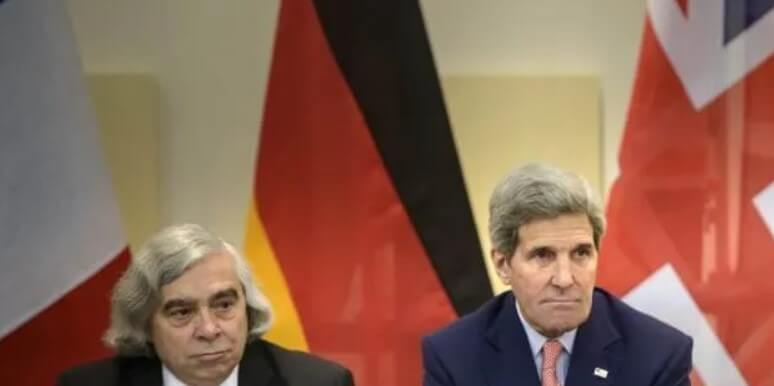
[57,224,353,386]
[422,163,692,386]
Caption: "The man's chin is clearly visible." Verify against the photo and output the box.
[190,355,238,378]
[535,316,588,337]
[190,363,237,384]
[539,326,574,338]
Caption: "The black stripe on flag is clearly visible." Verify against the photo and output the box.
[311,0,493,315]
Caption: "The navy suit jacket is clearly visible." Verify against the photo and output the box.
[422,288,692,386]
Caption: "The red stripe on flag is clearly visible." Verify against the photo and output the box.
[0,248,130,386]
[254,1,456,385]
[676,0,688,17]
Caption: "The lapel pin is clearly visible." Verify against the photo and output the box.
[593,367,608,379]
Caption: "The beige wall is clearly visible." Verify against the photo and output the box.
[88,74,160,251]
[68,0,278,247]
[153,2,278,246]
[420,0,645,191]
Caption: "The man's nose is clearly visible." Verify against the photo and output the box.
[194,309,222,341]
[551,256,574,289]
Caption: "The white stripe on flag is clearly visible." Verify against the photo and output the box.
[753,182,774,239]
[0,0,126,338]
[624,264,748,386]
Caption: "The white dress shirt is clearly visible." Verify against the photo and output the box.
[516,301,577,386]
[162,365,238,386]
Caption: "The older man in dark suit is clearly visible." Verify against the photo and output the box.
[58,224,353,386]
[422,164,692,386]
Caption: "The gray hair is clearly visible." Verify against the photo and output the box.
[103,223,273,356]
[489,163,605,260]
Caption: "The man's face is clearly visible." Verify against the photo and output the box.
[150,252,249,385]
[493,213,598,337]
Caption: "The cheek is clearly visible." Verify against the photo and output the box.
[577,262,598,285]
[510,270,547,299]
[224,311,249,340]
[153,325,192,355]
[511,264,547,285]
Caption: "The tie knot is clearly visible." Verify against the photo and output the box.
[542,339,563,370]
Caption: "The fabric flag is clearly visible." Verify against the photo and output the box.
[600,1,774,385]
[0,1,130,385]
[243,0,492,384]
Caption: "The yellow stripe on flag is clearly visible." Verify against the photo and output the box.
[244,201,308,351]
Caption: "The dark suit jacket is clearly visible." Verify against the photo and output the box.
[422,288,692,386]
[57,339,354,386]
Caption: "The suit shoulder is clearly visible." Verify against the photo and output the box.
[57,357,119,385]
[423,292,507,350]
[57,355,157,386]
[262,341,352,384]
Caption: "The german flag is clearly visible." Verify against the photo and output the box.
[243,0,492,384]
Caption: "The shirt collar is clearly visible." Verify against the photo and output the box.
[162,364,239,386]
[515,299,577,358]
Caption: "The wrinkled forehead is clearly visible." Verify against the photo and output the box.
[517,213,595,248]
[157,252,242,302]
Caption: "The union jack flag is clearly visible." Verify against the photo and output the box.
[601,1,774,385]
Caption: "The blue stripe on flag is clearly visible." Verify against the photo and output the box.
[725,0,774,43]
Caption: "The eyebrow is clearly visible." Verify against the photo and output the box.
[528,242,595,253]
[572,242,595,250]
[160,287,240,311]
[528,245,551,252]
[209,288,239,302]
[161,298,196,313]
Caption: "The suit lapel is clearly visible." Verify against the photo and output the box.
[484,292,541,386]
[565,290,623,386]
[237,340,287,386]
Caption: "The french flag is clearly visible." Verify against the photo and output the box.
[0,1,130,385]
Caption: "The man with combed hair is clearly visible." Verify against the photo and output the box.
[422,163,693,386]
[58,223,354,386]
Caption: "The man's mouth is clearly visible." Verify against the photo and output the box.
[542,298,580,305]
[193,349,229,361]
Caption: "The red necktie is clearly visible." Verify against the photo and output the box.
[541,339,562,386]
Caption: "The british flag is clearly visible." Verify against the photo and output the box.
[600,1,774,385]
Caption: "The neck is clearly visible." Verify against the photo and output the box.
[164,364,234,386]
[181,376,226,386]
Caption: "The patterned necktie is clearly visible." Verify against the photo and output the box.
[541,339,563,386]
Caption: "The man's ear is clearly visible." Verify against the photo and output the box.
[490,249,511,285]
